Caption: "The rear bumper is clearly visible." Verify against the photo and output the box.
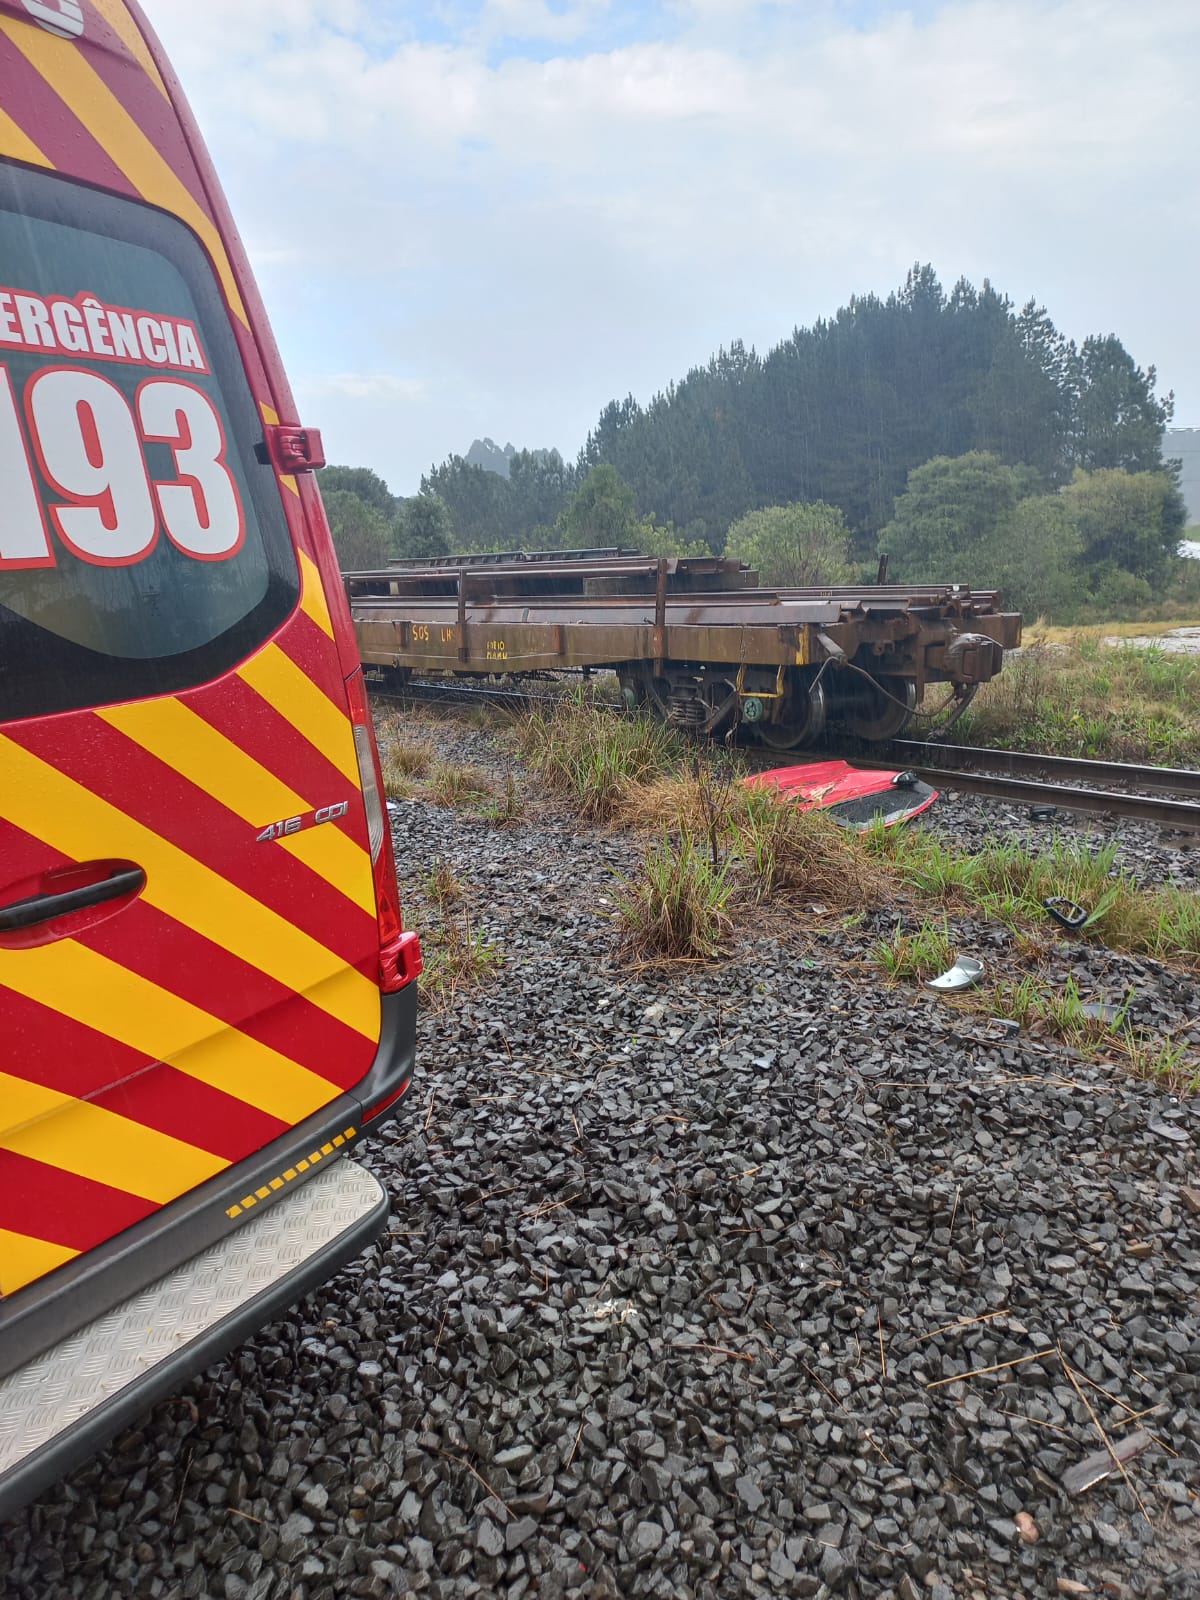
[0,979,416,1384]
[0,1159,388,1522]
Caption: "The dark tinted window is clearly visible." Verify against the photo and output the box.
[828,779,938,829]
[0,162,298,723]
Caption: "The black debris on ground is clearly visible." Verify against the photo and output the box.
[2,721,1197,1600]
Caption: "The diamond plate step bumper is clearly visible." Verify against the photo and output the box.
[0,1158,387,1521]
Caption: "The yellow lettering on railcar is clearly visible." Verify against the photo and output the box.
[440,627,457,643]
[486,640,508,660]
[411,624,430,642]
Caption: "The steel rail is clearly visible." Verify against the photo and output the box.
[876,768,1200,830]
[880,740,1200,801]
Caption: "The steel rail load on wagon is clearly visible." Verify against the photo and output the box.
[347,550,1023,746]
[0,0,420,1516]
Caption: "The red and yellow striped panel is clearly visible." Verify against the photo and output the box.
[0,604,379,1295]
[0,5,387,1296]
[0,5,248,324]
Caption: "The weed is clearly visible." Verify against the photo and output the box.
[612,833,734,961]
[872,918,954,982]
[427,760,493,807]
[481,771,525,826]
[421,857,463,908]
[521,702,683,823]
[1121,1028,1199,1093]
[419,909,502,1012]
[730,790,872,907]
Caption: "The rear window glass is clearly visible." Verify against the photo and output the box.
[0,162,298,723]
[828,779,938,829]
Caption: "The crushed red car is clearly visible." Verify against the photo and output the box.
[744,760,939,830]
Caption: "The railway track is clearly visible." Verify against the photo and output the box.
[857,740,1200,833]
[370,674,1200,836]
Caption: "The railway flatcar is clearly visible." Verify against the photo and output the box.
[346,549,1022,746]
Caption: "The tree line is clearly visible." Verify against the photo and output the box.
[320,263,1191,618]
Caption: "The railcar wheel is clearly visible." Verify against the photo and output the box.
[755,675,826,750]
[841,675,916,741]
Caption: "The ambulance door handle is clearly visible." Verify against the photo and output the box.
[0,866,147,932]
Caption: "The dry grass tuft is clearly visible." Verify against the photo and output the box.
[427,760,493,807]
[380,738,435,797]
[612,833,734,961]
[519,701,684,823]
[728,788,883,909]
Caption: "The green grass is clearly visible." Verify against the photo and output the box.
[969,975,1197,1092]
[861,826,1200,968]
[872,918,954,982]
[612,833,734,961]
[519,700,685,823]
[988,972,1128,1043]
[1121,1027,1199,1093]
[419,909,503,1013]
[959,636,1200,763]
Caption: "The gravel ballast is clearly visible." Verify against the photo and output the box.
[2,719,1197,1599]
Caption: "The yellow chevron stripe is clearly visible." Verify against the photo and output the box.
[0,104,51,167]
[0,940,349,1124]
[239,645,360,785]
[0,733,378,1040]
[299,549,335,639]
[0,1069,226,1202]
[90,0,170,100]
[0,1227,79,1297]
[0,19,248,327]
[259,402,299,497]
[97,698,374,916]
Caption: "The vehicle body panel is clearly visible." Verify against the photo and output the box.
[745,760,940,829]
[0,0,384,1297]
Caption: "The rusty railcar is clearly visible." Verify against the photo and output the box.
[346,550,1022,747]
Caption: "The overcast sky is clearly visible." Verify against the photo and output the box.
[145,0,1199,497]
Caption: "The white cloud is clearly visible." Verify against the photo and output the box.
[298,372,427,402]
[143,0,1200,490]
